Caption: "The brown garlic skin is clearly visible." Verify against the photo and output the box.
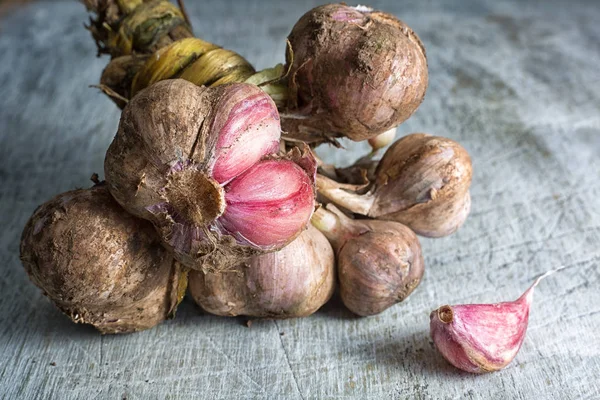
[188,225,335,318]
[372,133,472,237]
[19,185,185,334]
[285,4,428,143]
[338,220,424,316]
[313,206,424,316]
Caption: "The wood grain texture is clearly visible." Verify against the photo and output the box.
[1,0,599,399]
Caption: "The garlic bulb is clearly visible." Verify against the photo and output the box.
[20,185,185,334]
[312,205,424,316]
[284,4,428,143]
[105,79,316,271]
[317,133,472,237]
[189,225,335,318]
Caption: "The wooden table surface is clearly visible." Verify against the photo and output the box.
[1,0,599,398]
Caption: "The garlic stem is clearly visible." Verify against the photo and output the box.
[368,127,396,152]
[520,266,567,303]
[311,207,340,243]
[245,64,290,108]
[316,174,375,215]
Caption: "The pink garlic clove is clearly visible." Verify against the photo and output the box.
[430,270,558,373]
[209,86,280,184]
[220,159,314,248]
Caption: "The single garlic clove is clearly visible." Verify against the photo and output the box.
[209,84,280,184]
[430,271,557,373]
[219,159,315,248]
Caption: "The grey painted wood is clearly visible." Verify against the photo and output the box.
[1,0,599,399]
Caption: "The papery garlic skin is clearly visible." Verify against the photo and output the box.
[105,79,315,271]
[430,273,552,373]
[284,4,428,143]
[20,185,185,334]
[188,225,335,318]
[312,205,424,316]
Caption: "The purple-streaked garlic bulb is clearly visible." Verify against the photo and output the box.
[317,133,472,237]
[312,204,424,316]
[188,225,335,318]
[105,79,316,271]
[283,3,428,143]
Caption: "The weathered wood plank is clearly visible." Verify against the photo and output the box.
[1,1,599,399]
